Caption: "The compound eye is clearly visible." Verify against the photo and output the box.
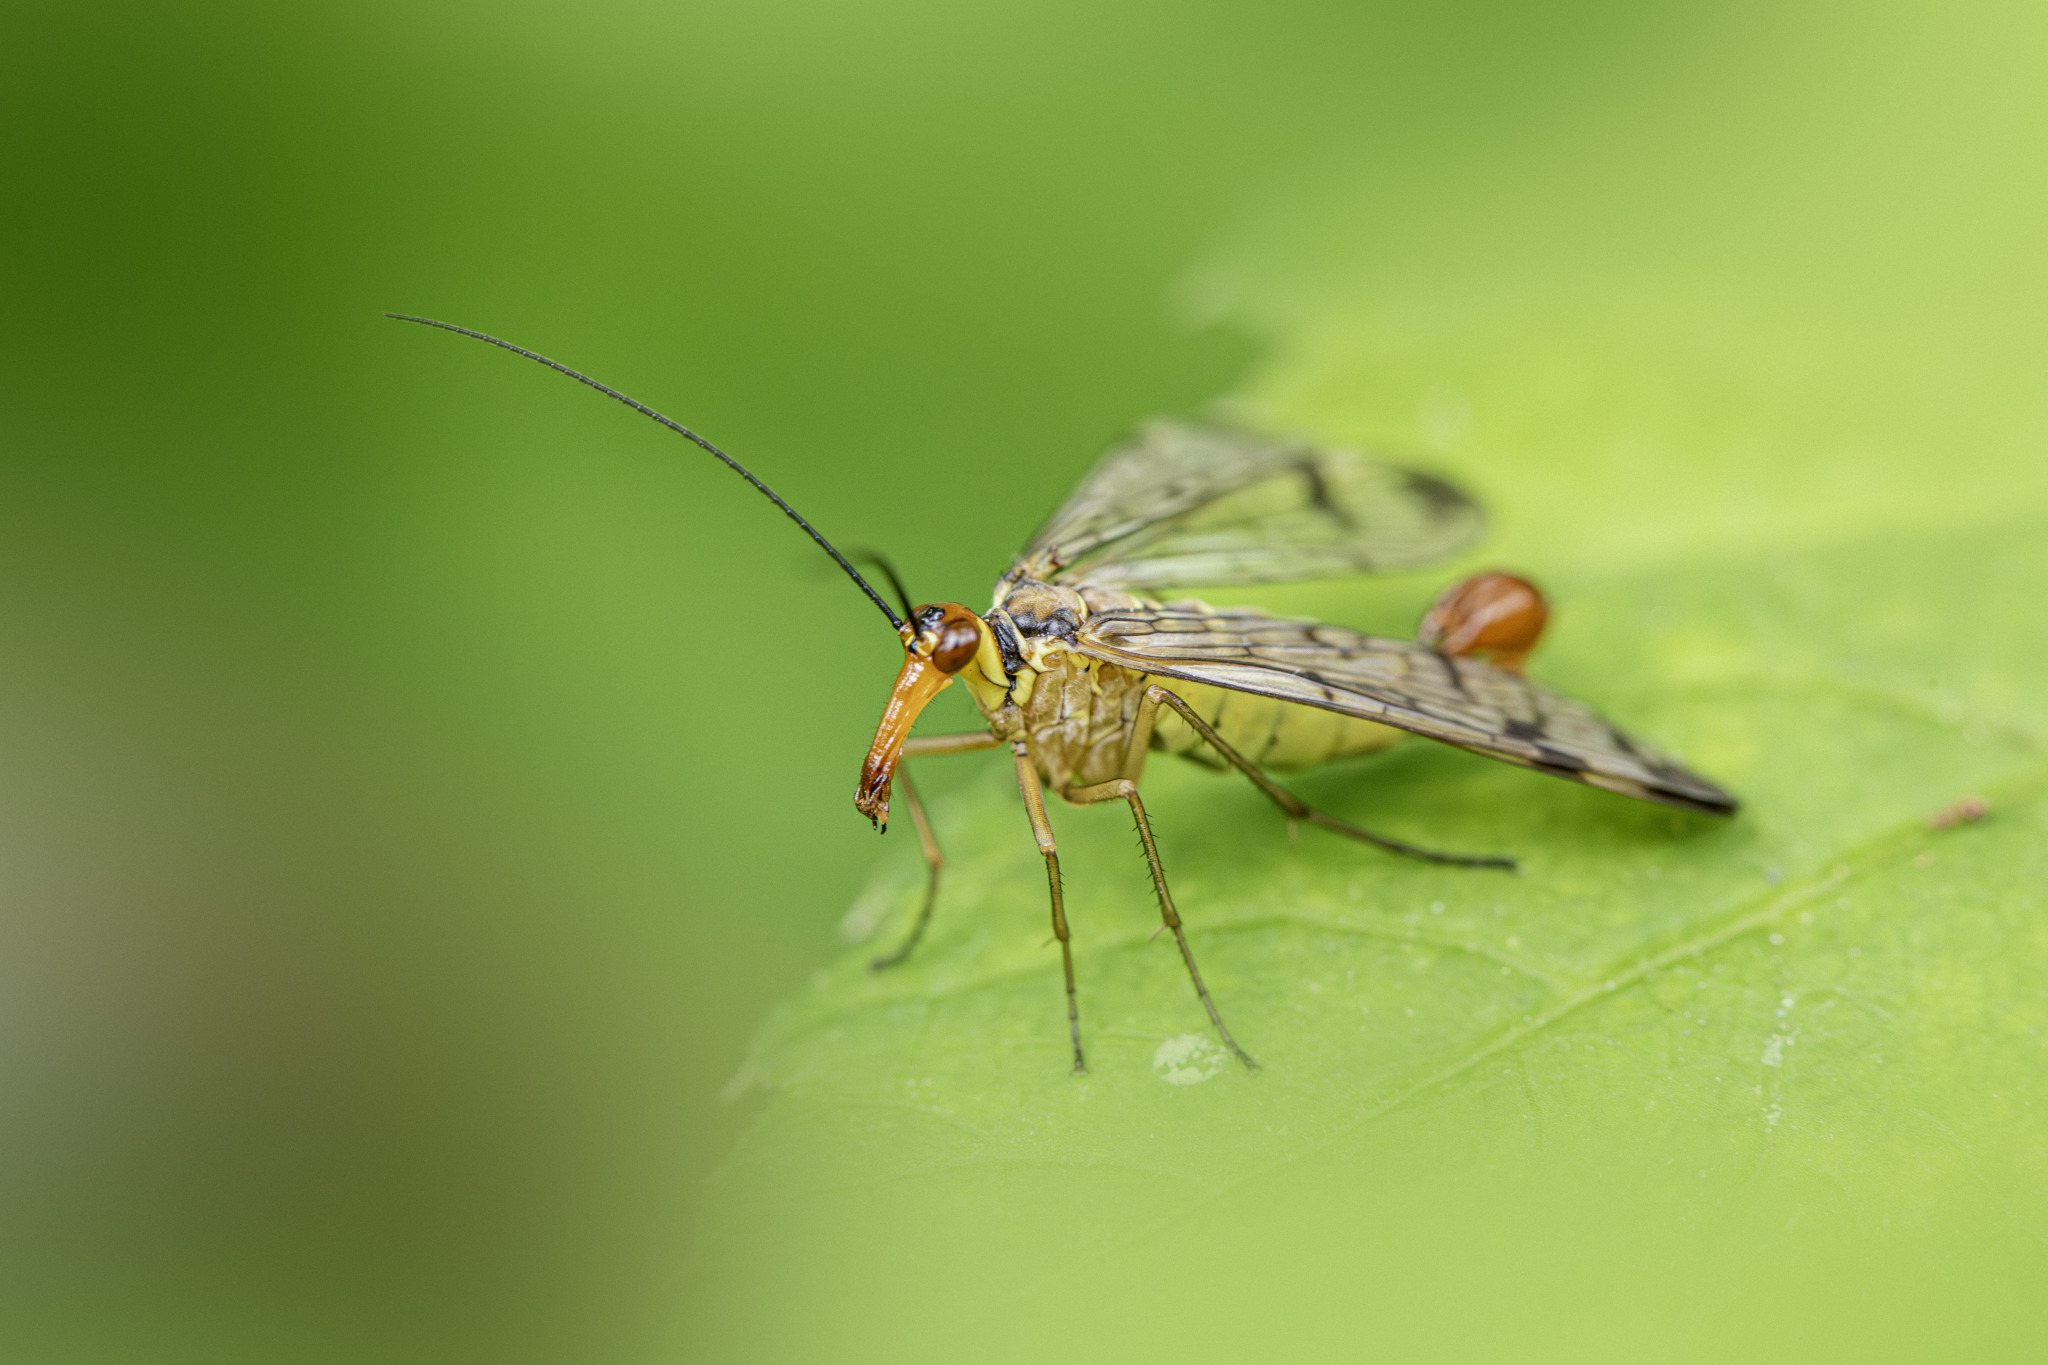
[930,608,984,674]
[1419,572,1548,673]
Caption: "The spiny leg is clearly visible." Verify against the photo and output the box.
[1140,685,1516,871]
[1067,777,1257,1072]
[1012,740,1085,1075]
[868,731,1002,971]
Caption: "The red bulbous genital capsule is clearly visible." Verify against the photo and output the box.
[1418,572,1549,674]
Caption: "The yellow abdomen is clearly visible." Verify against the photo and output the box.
[981,651,1404,797]
[1148,678,1402,772]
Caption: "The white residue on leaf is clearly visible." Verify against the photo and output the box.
[1152,1034,1229,1086]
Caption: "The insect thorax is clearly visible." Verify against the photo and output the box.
[969,580,1137,790]
[980,578,1403,795]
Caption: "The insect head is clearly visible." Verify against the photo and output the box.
[854,603,1003,830]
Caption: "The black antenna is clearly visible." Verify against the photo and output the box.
[386,313,905,631]
[847,549,916,623]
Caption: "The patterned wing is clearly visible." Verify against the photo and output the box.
[1008,419,1484,593]
[1077,606,1737,814]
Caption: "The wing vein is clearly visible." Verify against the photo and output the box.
[1078,607,1736,815]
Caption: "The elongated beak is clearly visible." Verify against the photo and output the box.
[855,652,954,829]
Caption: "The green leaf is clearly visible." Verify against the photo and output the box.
[676,284,2048,1358]
[674,17,2048,1344]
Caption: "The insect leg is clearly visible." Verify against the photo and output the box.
[869,732,1002,971]
[867,765,944,970]
[1139,685,1516,870]
[1066,777,1257,1073]
[902,732,1004,758]
[1012,740,1087,1076]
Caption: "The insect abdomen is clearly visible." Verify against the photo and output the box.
[1150,678,1401,772]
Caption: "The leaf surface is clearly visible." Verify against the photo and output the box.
[682,431,2048,1359]
[677,24,2048,1357]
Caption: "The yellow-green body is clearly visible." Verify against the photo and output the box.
[957,581,1401,801]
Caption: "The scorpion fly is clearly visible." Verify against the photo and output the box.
[390,315,1738,1076]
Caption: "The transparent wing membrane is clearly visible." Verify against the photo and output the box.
[1010,419,1484,592]
[1078,606,1737,815]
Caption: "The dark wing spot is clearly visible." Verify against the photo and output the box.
[1652,764,1741,815]
[1502,716,1545,741]
[1297,458,1357,529]
[1400,469,1475,519]
[1533,745,1590,773]
[1433,650,1475,701]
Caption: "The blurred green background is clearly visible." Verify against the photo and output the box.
[5,0,2047,1361]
